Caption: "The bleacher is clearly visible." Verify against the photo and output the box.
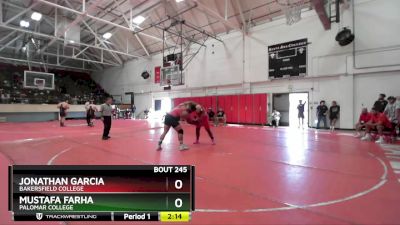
[0,64,109,105]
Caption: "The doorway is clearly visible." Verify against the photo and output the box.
[152,97,172,120]
[273,93,290,126]
[289,93,309,128]
[272,93,309,127]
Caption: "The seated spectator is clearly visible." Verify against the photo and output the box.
[373,93,388,113]
[361,107,393,144]
[124,109,131,119]
[354,108,371,138]
[215,108,226,126]
[271,109,281,128]
[1,91,10,104]
[207,108,215,121]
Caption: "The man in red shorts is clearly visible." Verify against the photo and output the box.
[187,105,216,145]
[361,107,393,144]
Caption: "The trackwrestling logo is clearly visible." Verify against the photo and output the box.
[36,213,43,220]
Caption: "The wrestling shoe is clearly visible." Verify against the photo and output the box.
[361,134,371,141]
[375,136,385,144]
[179,144,189,151]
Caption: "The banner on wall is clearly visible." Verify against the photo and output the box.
[268,38,308,79]
[154,66,161,83]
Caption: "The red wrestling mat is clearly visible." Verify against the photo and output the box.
[0,119,399,224]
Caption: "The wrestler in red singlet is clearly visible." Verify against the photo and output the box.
[187,105,215,145]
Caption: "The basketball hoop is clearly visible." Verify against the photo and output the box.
[282,0,304,25]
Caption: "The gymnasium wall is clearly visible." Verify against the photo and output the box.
[92,0,400,129]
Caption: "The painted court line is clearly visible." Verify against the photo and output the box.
[390,161,400,170]
[0,135,64,144]
[197,152,388,213]
[47,147,72,165]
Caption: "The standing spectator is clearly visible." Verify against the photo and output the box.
[207,108,215,121]
[373,94,388,113]
[100,97,113,140]
[361,107,393,144]
[329,101,340,131]
[297,100,306,128]
[354,108,371,138]
[85,100,98,127]
[384,96,397,126]
[271,109,281,128]
[316,100,328,129]
[57,100,70,127]
[131,104,136,119]
[215,108,226,126]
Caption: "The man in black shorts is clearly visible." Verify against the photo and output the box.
[297,100,306,128]
[157,101,197,151]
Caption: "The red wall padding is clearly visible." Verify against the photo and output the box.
[172,94,267,125]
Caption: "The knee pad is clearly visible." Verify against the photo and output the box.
[178,129,184,134]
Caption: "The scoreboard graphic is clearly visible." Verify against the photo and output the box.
[268,38,308,79]
[9,165,194,222]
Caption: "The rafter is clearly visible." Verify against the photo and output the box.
[234,0,247,32]
[191,0,242,33]
[39,0,103,53]
[0,55,98,71]
[0,24,144,59]
[0,43,119,67]
[3,1,40,25]
[82,20,123,64]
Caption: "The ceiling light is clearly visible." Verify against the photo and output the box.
[176,0,185,2]
[31,12,42,21]
[102,32,112,39]
[19,20,30,28]
[132,15,145,25]
[69,40,75,44]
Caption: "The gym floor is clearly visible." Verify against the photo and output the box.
[0,119,399,224]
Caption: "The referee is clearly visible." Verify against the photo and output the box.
[100,97,113,140]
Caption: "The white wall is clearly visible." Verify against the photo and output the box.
[354,0,400,68]
[92,0,400,129]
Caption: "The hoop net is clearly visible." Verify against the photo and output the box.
[283,1,304,25]
[36,83,45,90]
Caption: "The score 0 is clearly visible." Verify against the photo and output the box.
[172,179,183,209]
